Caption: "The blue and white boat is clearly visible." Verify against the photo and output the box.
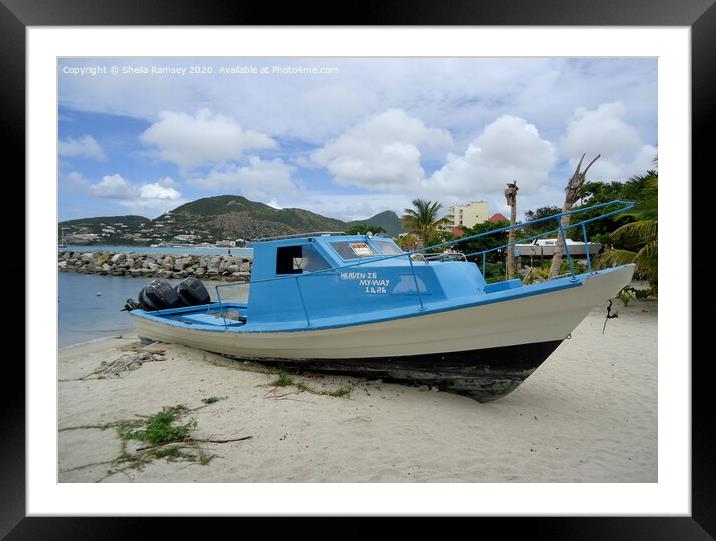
[128,201,636,402]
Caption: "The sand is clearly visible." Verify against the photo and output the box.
[58,296,657,483]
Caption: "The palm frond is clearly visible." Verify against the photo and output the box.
[638,239,658,259]
[611,220,657,248]
[596,249,637,269]
[633,240,658,275]
[401,198,447,245]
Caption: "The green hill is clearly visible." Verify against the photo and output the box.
[58,215,153,245]
[347,210,403,237]
[59,215,150,227]
[160,195,346,240]
[58,196,402,245]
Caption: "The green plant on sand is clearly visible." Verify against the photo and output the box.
[268,370,352,398]
[272,371,294,387]
[59,398,251,482]
[615,285,653,307]
[117,405,196,446]
[329,387,352,398]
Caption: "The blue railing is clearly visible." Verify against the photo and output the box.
[211,199,635,328]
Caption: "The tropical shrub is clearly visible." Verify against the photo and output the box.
[596,173,657,292]
[401,199,448,247]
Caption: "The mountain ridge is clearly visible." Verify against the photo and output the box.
[59,195,403,244]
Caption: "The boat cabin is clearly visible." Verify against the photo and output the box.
[243,233,507,326]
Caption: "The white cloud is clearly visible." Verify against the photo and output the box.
[140,109,277,168]
[188,156,298,201]
[311,109,453,191]
[58,135,107,161]
[138,182,181,200]
[90,174,136,199]
[58,59,657,219]
[59,58,656,150]
[560,102,657,180]
[119,197,187,216]
[265,191,412,222]
[307,113,556,220]
[403,115,558,218]
[427,115,556,198]
[88,174,185,217]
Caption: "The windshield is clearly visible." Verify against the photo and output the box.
[372,239,404,255]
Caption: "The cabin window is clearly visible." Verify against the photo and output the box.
[329,241,377,260]
[275,244,330,275]
[373,239,403,255]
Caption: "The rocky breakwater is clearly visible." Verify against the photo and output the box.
[58,251,252,282]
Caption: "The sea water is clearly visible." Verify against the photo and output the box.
[58,272,249,347]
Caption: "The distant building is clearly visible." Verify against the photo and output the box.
[67,233,99,242]
[443,201,489,229]
[489,213,508,223]
[173,234,198,242]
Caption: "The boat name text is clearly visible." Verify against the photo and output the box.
[339,272,390,294]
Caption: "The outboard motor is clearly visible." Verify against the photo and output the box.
[122,297,142,312]
[176,277,211,307]
[123,286,152,312]
[138,286,162,311]
[122,277,212,312]
[142,279,181,310]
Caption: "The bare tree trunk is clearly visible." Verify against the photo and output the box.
[549,154,600,277]
[504,181,519,280]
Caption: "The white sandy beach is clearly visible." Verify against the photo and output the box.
[58,295,657,483]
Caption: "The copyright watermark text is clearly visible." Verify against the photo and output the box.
[61,64,339,77]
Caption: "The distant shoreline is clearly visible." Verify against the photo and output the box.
[59,244,253,257]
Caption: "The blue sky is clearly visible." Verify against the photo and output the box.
[58,57,657,222]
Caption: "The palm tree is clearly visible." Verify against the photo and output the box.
[401,198,448,247]
[599,220,657,279]
[549,153,600,277]
[597,172,658,290]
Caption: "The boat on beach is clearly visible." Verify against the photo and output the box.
[127,200,636,402]
[515,237,602,257]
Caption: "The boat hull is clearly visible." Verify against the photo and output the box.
[248,340,563,402]
[132,265,634,402]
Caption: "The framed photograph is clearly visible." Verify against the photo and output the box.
[10,0,709,536]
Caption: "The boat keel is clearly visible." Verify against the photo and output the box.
[231,340,564,403]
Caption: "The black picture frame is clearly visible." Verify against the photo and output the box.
[6,0,709,537]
